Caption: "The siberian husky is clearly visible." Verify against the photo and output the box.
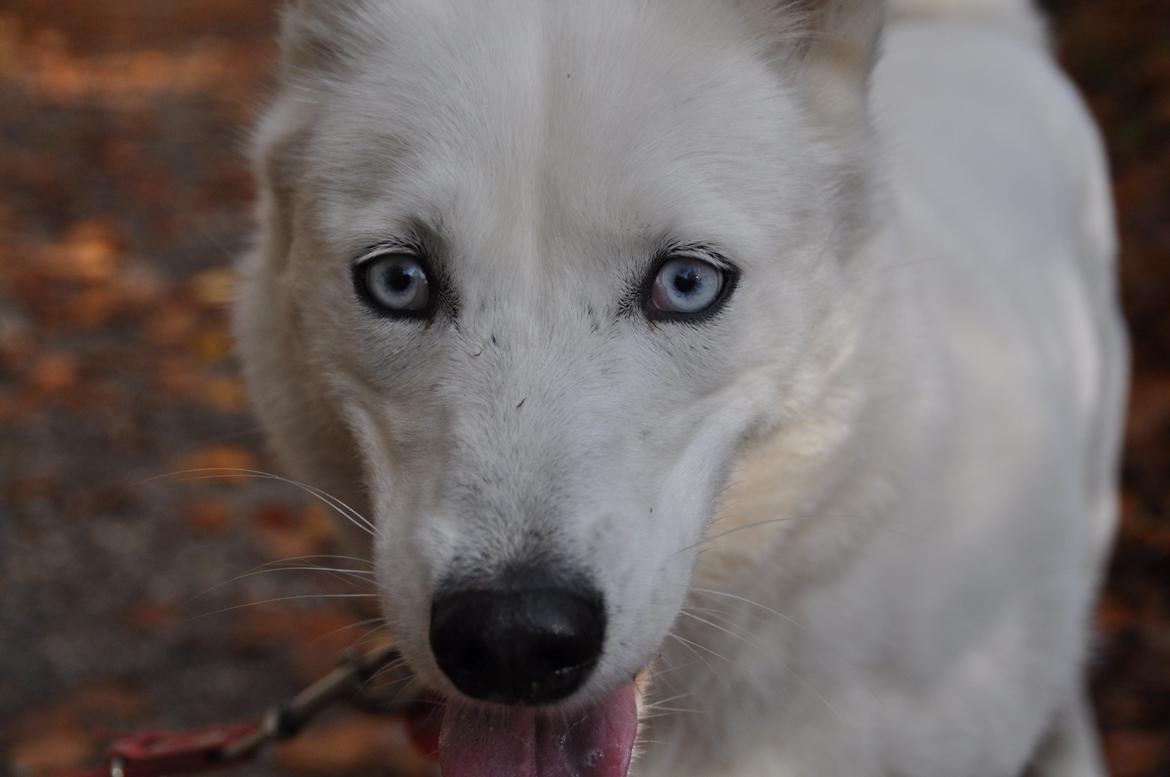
[235,0,1129,774]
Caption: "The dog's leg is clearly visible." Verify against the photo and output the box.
[1024,690,1106,777]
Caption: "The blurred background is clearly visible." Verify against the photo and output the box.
[0,1,1166,775]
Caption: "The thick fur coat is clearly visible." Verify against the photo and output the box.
[235,0,1128,774]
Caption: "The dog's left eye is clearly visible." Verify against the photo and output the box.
[645,254,731,319]
[353,251,432,316]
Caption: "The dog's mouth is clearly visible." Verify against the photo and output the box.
[403,679,639,777]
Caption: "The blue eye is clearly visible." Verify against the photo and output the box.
[647,256,728,318]
[354,251,432,316]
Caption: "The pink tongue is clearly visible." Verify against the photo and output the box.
[438,683,637,777]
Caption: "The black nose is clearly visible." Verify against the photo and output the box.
[429,580,605,704]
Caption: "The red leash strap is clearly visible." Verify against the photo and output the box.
[50,724,260,777]
[48,645,411,777]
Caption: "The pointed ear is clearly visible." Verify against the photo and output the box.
[278,0,373,76]
[742,0,886,122]
[794,0,886,84]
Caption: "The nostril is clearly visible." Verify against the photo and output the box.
[515,588,602,671]
[430,582,605,705]
[541,634,593,672]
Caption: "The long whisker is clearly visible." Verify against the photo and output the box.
[646,654,707,682]
[309,616,388,648]
[194,565,376,600]
[678,610,845,724]
[665,632,728,670]
[679,506,936,561]
[367,656,410,684]
[639,706,704,717]
[669,516,798,557]
[677,605,751,628]
[347,626,399,654]
[187,592,381,622]
[181,469,376,536]
[679,610,770,655]
[257,554,374,568]
[161,470,374,535]
[366,666,421,696]
[683,585,885,716]
[642,691,698,710]
[143,468,378,537]
[192,554,376,601]
[688,586,804,630]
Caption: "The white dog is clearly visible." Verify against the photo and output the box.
[235,0,1128,775]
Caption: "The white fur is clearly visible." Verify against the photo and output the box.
[235,1,1127,775]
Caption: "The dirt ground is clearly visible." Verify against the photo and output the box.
[0,2,1167,776]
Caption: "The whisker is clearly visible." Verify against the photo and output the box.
[679,610,769,655]
[647,655,707,682]
[367,657,410,684]
[666,632,731,669]
[180,469,376,537]
[309,616,387,648]
[192,554,375,601]
[187,592,381,622]
[347,627,398,654]
[166,471,374,534]
[257,554,374,567]
[644,691,695,708]
[194,564,376,600]
[670,516,798,557]
[639,706,704,716]
[643,653,687,695]
[366,668,422,697]
[688,586,805,630]
[678,611,845,725]
[683,585,885,717]
[144,468,378,537]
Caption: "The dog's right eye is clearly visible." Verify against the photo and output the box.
[353,251,433,317]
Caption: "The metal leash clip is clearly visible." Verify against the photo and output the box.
[221,643,411,760]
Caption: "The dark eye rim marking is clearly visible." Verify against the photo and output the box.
[636,243,740,324]
[351,239,447,321]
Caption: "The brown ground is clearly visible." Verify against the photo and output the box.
[0,2,1167,776]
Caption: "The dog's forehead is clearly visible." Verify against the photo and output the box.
[306,0,805,266]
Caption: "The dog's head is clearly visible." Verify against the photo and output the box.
[237,1,884,773]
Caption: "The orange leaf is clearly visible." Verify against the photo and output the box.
[184,498,235,534]
[7,728,98,775]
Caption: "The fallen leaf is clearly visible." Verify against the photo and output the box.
[125,599,180,632]
[28,352,77,393]
[147,306,197,346]
[51,220,123,283]
[184,498,235,533]
[202,375,247,412]
[192,330,233,364]
[193,269,238,306]
[7,727,97,775]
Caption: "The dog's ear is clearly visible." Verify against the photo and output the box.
[740,0,886,122]
[794,0,885,80]
[278,0,372,75]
